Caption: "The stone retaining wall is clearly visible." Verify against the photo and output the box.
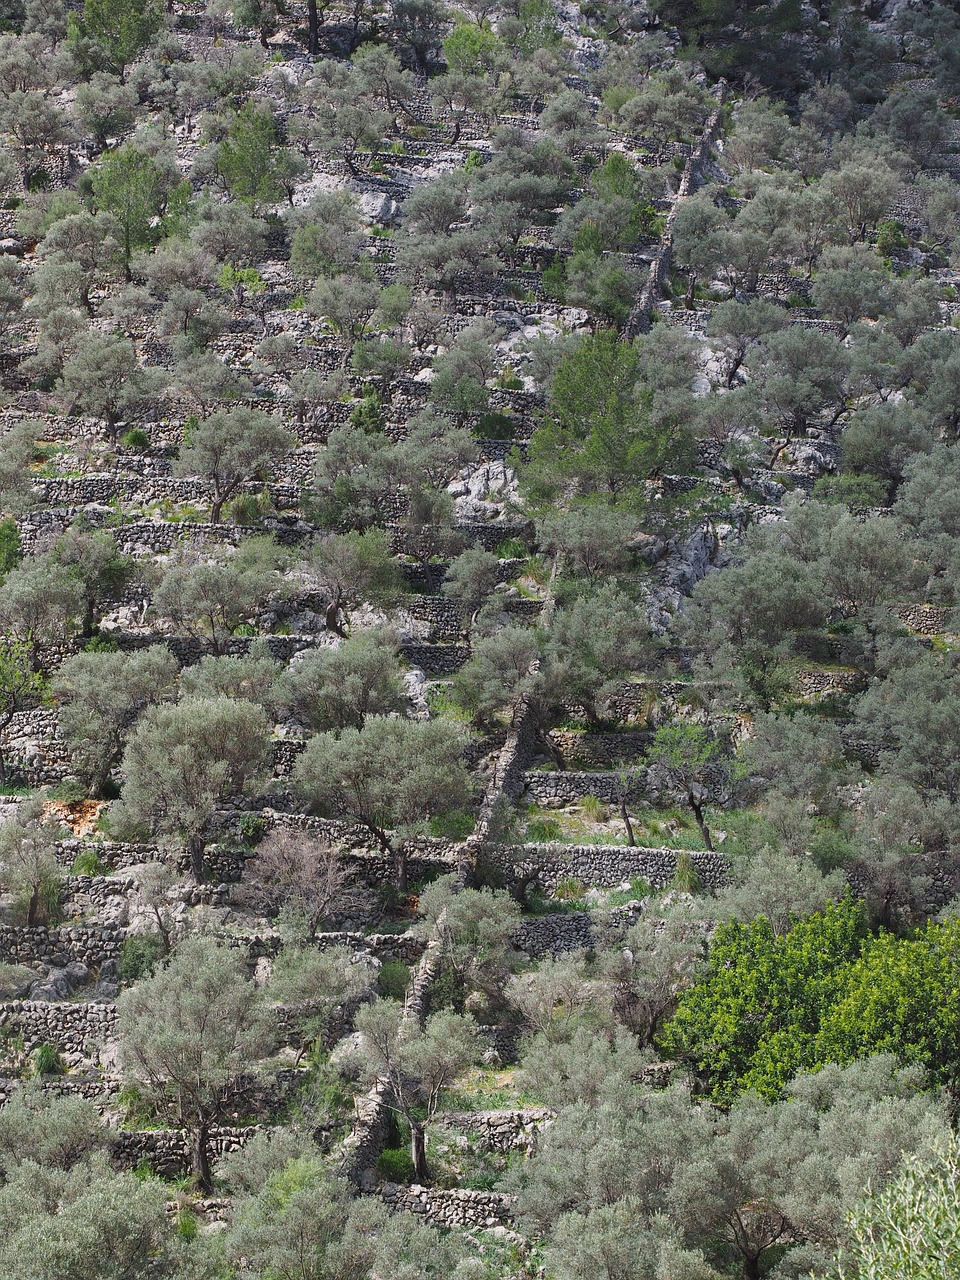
[523,769,650,808]
[113,1125,266,1179]
[0,925,125,968]
[0,1000,117,1065]
[381,1183,516,1228]
[438,1108,554,1153]
[493,843,728,894]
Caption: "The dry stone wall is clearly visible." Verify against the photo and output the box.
[380,1183,516,1229]
[494,842,728,894]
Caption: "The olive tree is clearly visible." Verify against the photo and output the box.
[118,934,272,1190]
[0,800,65,927]
[173,407,293,524]
[111,696,271,879]
[286,628,405,731]
[355,1000,477,1182]
[151,538,284,654]
[291,715,472,890]
[52,645,178,798]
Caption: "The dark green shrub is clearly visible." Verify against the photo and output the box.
[31,1043,64,1077]
[377,1146,415,1184]
[526,816,563,842]
[121,427,150,449]
[474,411,516,439]
[70,848,105,876]
[377,960,411,1000]
[429,809,476,839]
[812,474,886,509]
[0,518,21,579]
[119,932,166,982]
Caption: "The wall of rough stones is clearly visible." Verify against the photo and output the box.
[493,843,729,894]
[523,768,650,808]
[112,1125,267,1180]
[0,925,124,968]
[0,999,117,1066]
[380,1183,517,1229]
[437,1107,554,1154]
[548,729,651,770]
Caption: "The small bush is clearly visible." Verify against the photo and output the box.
[812,473,886,509]
[464,1170,499,1191]
[378,960,411,1000]
[83,634,119,653]
[377,1147,415,1184]
[580,794,610,823]
[671,850,702,894]
[121,427,150,450]
[474,411,516,439]
[70,848,105,877]
[0,517,21,578]
[238,814,266,845]
[554,876,586,903]
[349,391,383,433]
[226,492,266,525]
[495,537,528,559]
[119,932,166,983]
[175,1210,199,1240]
[31,1042,64,1077]
[48,779,87,804]
[526,816,563,842]
[429,809,476,839]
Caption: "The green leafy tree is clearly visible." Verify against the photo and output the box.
[49,521,132,639]
[441,547,501,636]
[150,538,284,654]
[89,144,187,270]
[118,934,272,1190]
[291,715,472,890]
[174,408,293,524]
[817,920,960,1093]
[55,333,162,444]
[52,645,178,798]
[66,0,162,79]
[0,1156,213,1279]
[524,330,692,508]
[111,696,271,879]
[226,1159,468,1279]
[413,873,521,1009]
[0,555,85,666]
[216,101,303,209]
[302,530,401,635]
[660,899,867,1103]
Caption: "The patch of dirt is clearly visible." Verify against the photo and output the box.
[42,799,107,838]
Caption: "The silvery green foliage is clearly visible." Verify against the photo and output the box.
[820,1140,960,1280]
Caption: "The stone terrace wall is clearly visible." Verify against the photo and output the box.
[113,1125,267,1179]
[0,925,124,967]
[438,1108,554,1153]
[494,843,728,893]
[381,1183,516,1229]
[523,769,650,808]
[0,1000,117,1064]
